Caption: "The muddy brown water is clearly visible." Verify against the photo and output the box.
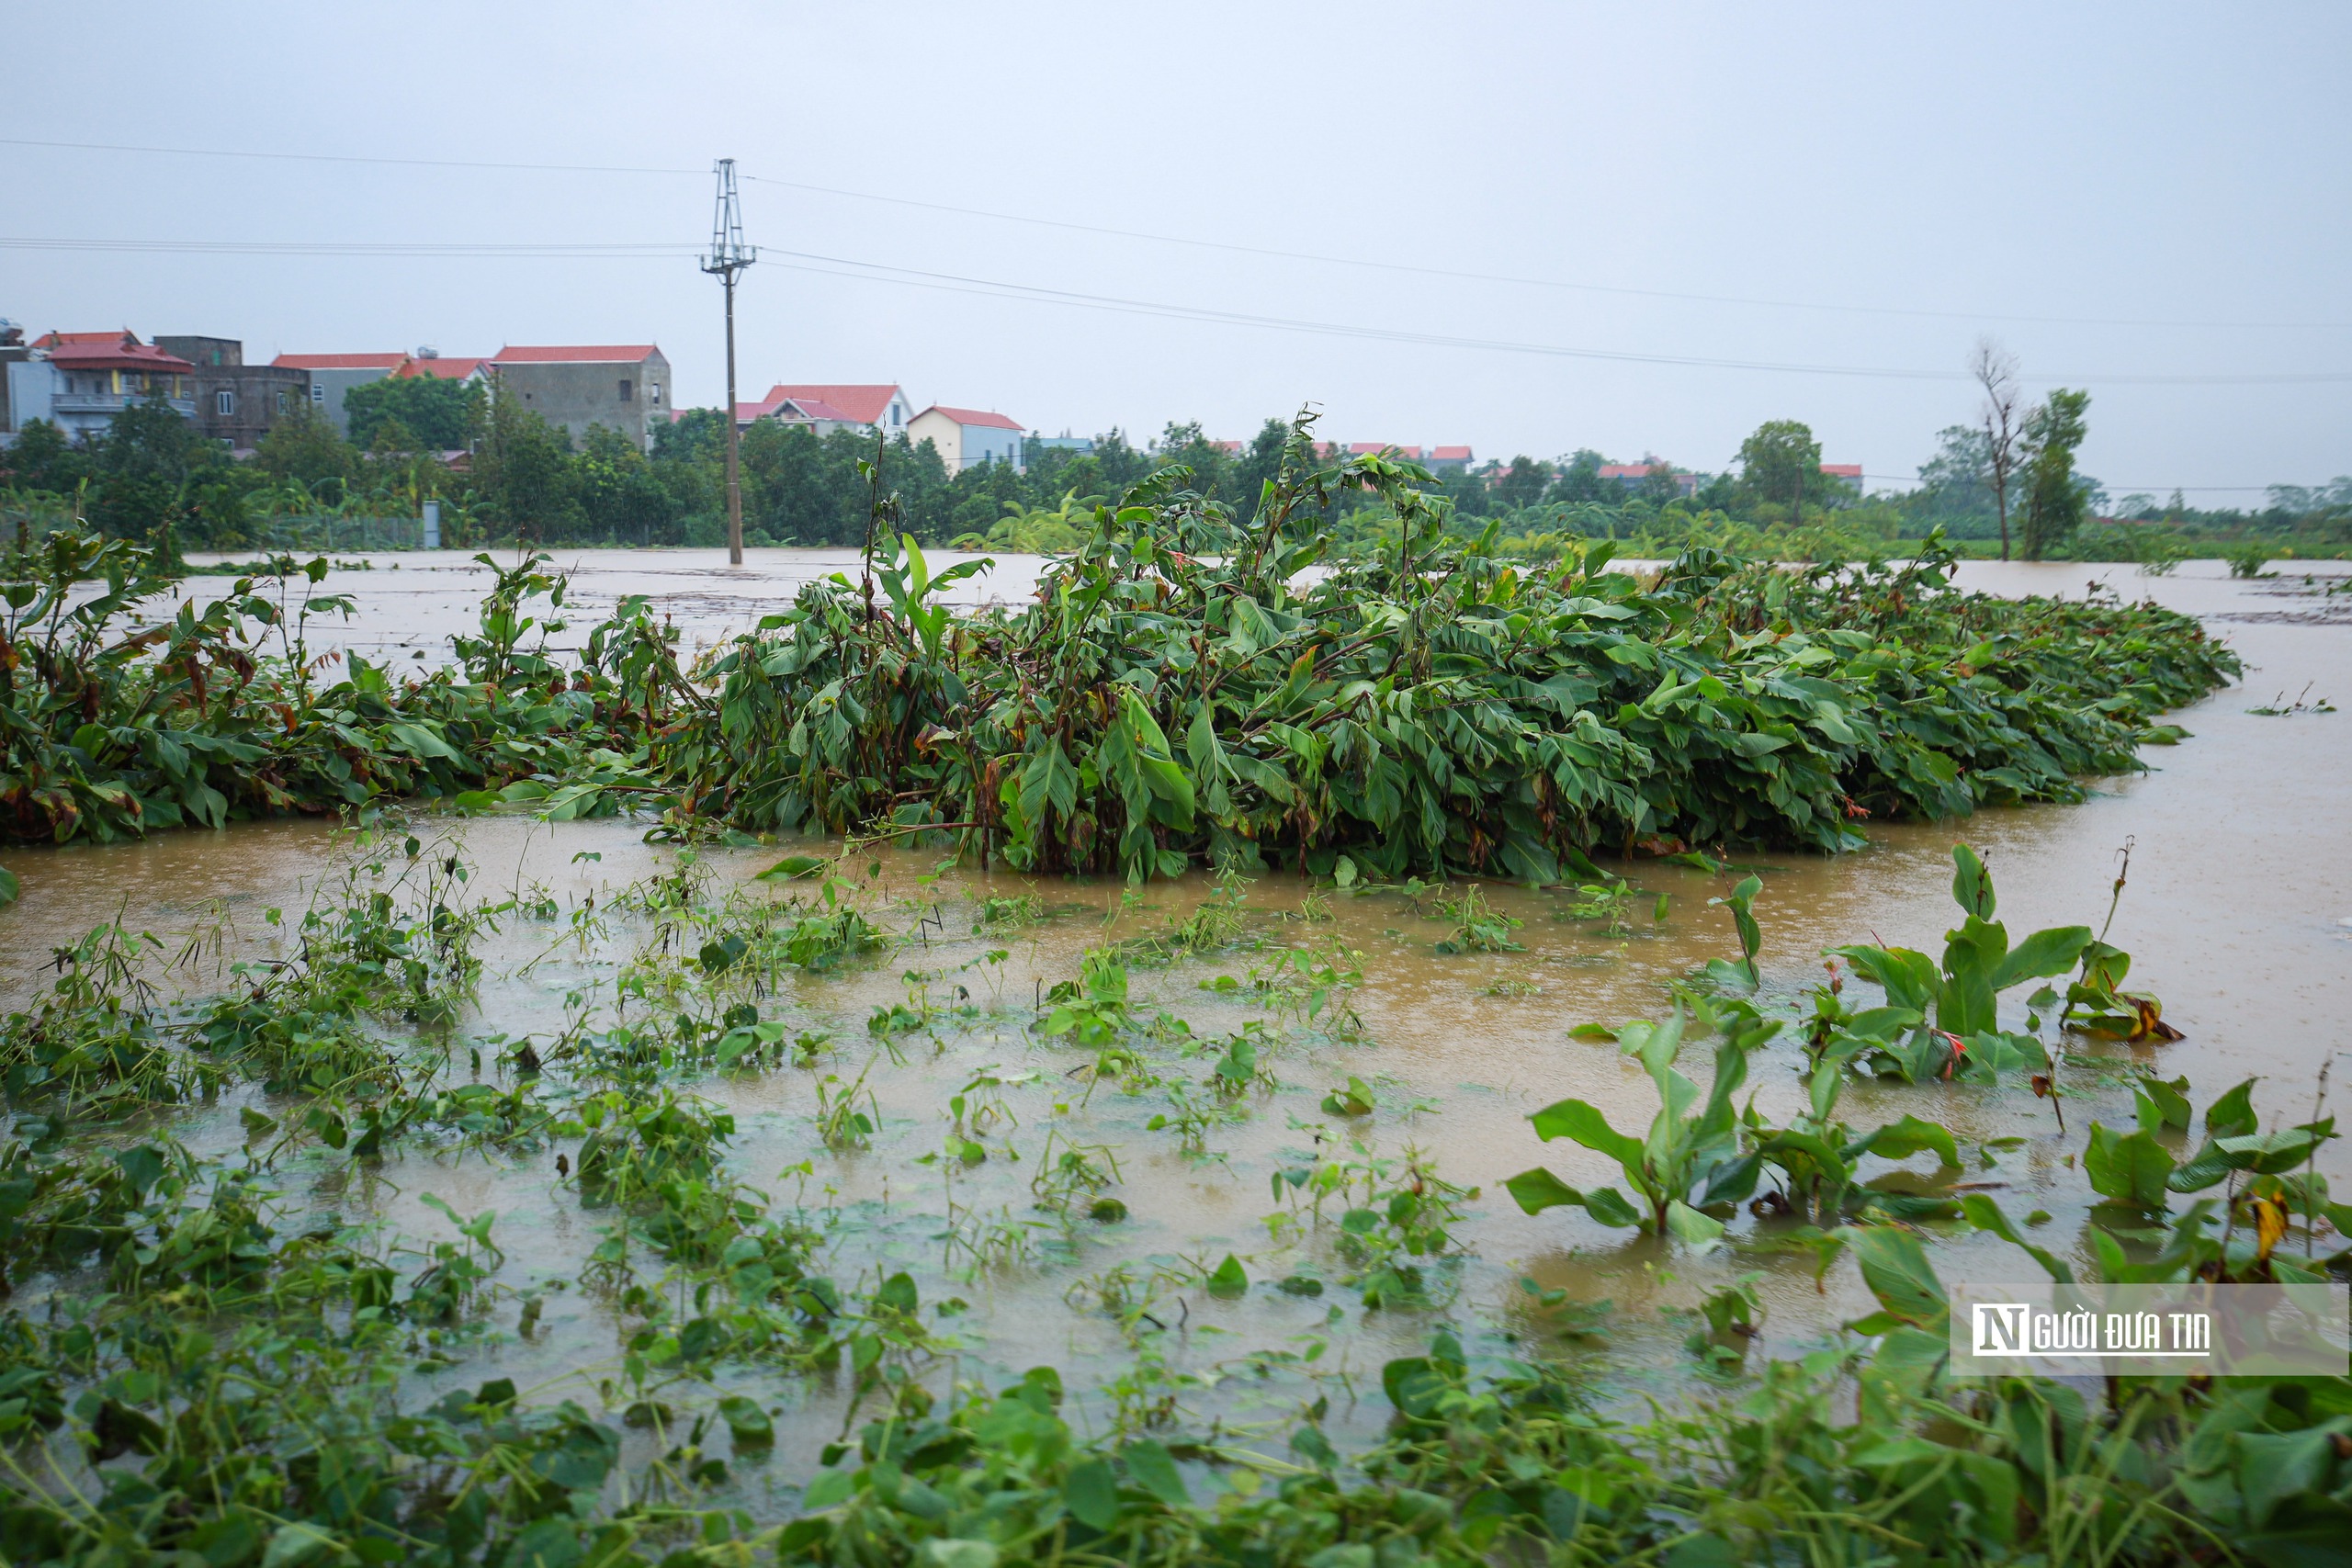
[6,554,2349,1499]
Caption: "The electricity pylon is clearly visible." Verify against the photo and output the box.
[701,159,757,565]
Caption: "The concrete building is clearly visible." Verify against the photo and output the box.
[1818,463,1864,494]
[909,405,1024,471]
[0,321,28,436]
[1427,445,1474,473]
[488,344,670,450]
[12,332,196,441]
[154,337,310,451]
[272,352,410,434]
[760,384,912,437]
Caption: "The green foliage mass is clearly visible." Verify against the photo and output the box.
[659,417,2238,881]
[0,531,664,844]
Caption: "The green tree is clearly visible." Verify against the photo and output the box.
[1549,449,1610,505]
[1231,418,1290,522]
[575,424,678,544]
[89,397,218,542]
[2019,389,2090,561]
[1494,456,1555,511]
[1736,420,1821,517]
[255,404,359,491]
[0,418,88,495]
[472,396,576,541]
[343,373,481,451]
[1639,458,1685,505]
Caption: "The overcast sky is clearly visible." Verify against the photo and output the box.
[7,2,2347,497]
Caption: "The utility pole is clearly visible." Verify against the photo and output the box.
[701,158,756,565]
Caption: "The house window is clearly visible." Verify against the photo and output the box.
[618,378,634,402]
[650,383,662,405]
[277,390,288,413]
[216,389,235,416]
[310,383,324,404]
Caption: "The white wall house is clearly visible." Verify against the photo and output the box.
[908,404,1024,472]
[757,384,912,436]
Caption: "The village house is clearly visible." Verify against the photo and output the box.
[487,344,670,451]
[154,337,310,451]
[9,331,197,442]
[271,352,411,434]
[908,405,1025,471]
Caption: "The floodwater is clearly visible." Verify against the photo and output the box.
[6,552,2349,1498]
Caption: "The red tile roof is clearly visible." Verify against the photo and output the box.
[738,395,861,424]
[1430,445,1473,461]
[33,330,141,351]
[273,352,410,370]
[1347,442,1423,459]
[493,344,662,364]
[917,404,1023,432]
[764,384,904,425]
[48,340,193,374]
[1599,463,1673,479]
[1818,463,1862,479]
[395,356,489,380]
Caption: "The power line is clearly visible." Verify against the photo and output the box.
[0,237,695,257]
[755,247,2352,387]
[0,135,704,178]
[6,133,2344,333]
[743,173,2351,334]
[6,233,2346,386]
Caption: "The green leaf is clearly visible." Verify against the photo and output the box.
[757,854,828,881]
[1832,944,1940,1017]
[1205,1254,1248,1299]
[717,1394,773,1446]
[2205,1078,2259,1140]
[263,1523,340,1568]
[1580,1186,1645,1227]
[1951,843,1996,919]
[2085,1122,2175,1208]
[1121,1438,1189,1506]
[1503,1167,1587,1215]
[2214,1127,2327,1176]
[1664,1200,1724,1246]
[1855,1114,1961,1169]
[0,866,18,908]
[1842,1224,1946,1322]
[1063,1459,1120,1530]
[1990,924,2092,992]
[1959,1193,2074,1282]
[1529,1098,1643,1179]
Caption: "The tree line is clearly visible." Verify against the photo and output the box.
[2,364,2344,560]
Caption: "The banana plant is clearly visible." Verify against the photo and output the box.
[1504,1008,1766,1244]
[1747,1037,1962,1226]
[1969,1075,2348,1284]
[1826,844,2096,1083]
[872,531,986,662]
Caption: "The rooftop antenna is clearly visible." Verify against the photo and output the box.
[701,158,757,565]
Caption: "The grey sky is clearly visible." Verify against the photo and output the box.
[7,1,2347,496]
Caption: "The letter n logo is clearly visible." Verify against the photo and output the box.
[1974,1303,2030,1353]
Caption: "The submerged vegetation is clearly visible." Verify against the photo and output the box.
[7,417,2235,877]
[0,820,2344,1567]
[4,417,2340,1568]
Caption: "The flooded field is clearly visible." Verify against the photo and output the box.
[9,531,2342,1568]
[8,552,2347,1516]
